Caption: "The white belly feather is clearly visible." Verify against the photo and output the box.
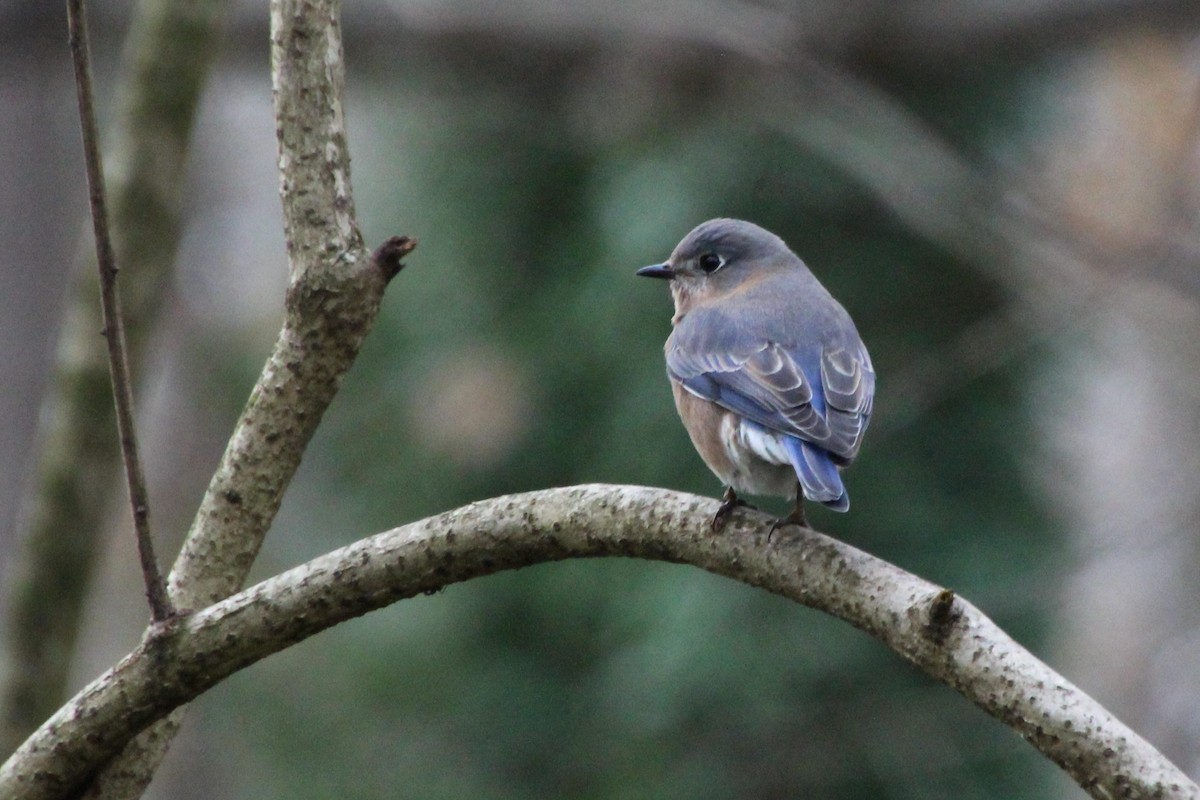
[717,414,797,498]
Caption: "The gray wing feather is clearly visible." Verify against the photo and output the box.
[819,342,875,461]
[667,306,874,463]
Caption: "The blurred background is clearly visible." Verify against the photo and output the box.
[3,0,1200,798]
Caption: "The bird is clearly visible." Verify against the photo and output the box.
[636,218,875,532]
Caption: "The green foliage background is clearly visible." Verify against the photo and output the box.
[186,27,1070,800]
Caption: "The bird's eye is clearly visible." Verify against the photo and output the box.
[698,253,724,273]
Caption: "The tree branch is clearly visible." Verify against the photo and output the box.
[76,231,409,800]
[1,0,231,754]
[168,0,375,615]
[70,0,408,795]
[0,485,1193,800]
[66,0,172,623]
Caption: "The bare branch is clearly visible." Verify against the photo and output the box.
[1,0,231,753]
[65,0,171,621]
[76,233,410,800]
[70,0,407,795]
[168,0,377,610]
[0,485,1193,800]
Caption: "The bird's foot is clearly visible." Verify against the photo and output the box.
[767,501,808,541]
[711,487,757,532]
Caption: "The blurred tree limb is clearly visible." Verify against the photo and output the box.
[0,0,230,756]
[764,58,1200,435]
[1,485,1195,800]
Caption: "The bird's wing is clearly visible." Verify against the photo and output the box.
[817,340,874,461]
[667,307,874,462]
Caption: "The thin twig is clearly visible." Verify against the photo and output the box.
[66,0,172,622]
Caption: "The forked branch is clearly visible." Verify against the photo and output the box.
[63,0,412,794]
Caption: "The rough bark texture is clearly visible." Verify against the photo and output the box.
[170,0,369,610]
[0,485,1193,800]
[67,0,395,797]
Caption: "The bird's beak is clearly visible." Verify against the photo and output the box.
[636,262,675,280]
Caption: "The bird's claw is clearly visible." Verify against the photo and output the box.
[711,487,756,532]
[767,503,808,542]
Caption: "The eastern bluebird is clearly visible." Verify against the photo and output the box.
[637,218,875,531]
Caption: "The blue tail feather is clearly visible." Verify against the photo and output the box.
[783,437,848,512]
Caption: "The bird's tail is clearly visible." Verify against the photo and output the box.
[783,437,849,512]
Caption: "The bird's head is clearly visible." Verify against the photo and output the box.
[636,218,795,311]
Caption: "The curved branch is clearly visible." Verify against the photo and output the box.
[0,485,1193,800]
